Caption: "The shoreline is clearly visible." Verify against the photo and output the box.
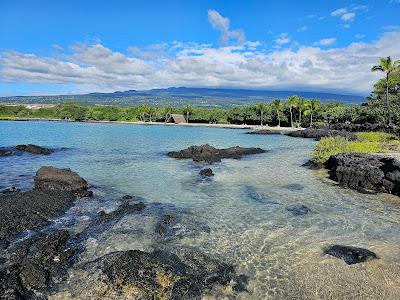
[0,117,301,132]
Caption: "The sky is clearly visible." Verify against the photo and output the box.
[0,0,399,96]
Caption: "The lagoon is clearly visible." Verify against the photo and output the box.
[1,120,400,299]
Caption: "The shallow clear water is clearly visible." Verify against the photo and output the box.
[1,120,400,299]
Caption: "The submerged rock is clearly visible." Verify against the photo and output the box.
[16,144,53,155]
[286,204,311,216]
[285,183,305,191]
[324,245,378,265]
[324,153,400,196]
[199,168,214,176]
[0,148,13,156]
[245,130,284,135]
[0,189,75,240]
[34,166,91,196]
[83,248,241,299]
[168,144,265,163]
[94,202,146,225]
[286,128,357,141]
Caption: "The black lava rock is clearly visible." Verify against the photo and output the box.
[324,245,378,265]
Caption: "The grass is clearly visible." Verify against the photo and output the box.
[311,132,400,163]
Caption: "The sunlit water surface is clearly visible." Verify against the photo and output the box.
[1,120,400,299]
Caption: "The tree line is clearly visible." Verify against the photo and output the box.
[1,56,399,127]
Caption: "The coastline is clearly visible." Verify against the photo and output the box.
[0,117,301,132]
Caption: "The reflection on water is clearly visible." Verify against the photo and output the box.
[1,120,400,299]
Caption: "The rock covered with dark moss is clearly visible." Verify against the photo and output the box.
[82,248,244,299]
[286,128,357,141]
[324,153,400,196]
[168,144,265,163]
[34,166,91,196]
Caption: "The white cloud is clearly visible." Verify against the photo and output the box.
[331,7,347,16]
[208,9,245,45]
[297,26,308,32]
[1,32,400,95]
[275,33,290,45]
[314,38,337,46]
[341,12,355,21]
[355,34,365,39]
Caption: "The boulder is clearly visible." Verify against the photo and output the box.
[302,160,325,170]
[286,128,357,141]
[199,168,214,176]
[34,166,90,196]
[286,204,311,216]
[324,153,400,196]
[324,245,378,265]
[168,144,266,163]
[16,144,53,155]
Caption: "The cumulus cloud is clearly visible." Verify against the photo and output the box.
[275,33,290,45]
[207,9,245,45]
[1,31,400,95]
[313,38,336,46]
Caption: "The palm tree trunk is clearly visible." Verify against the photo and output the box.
[260,110,263,126]
[310,113,313,126]
[186,112,189,123]
[277,110,280,127]
[298,110,302,128]
[386,73,391,125]
[290,108,293,128]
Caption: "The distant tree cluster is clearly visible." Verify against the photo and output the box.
[1,57,399,127]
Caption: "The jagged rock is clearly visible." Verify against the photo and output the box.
[285,183,304,191]
[15,144,53,155]
[325,123,399,135]
[0,189,75,240]
[324,245,378,265]
[324,153,400,196]
[199,168,214,176]
[0,230,79,298]
[34,166,90,196]
[82,248,242,299]
[168,144,265,163]
[286,128,357,141]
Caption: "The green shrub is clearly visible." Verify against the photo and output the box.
[312,133,398,163]
[356,132,397,142]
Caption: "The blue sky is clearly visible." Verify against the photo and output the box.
[0,0,399,96]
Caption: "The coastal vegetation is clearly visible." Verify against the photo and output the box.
[311,132,399,163]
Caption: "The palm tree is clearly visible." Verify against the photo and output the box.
[164,105,173,122]
[286,96,298,128]
[296,98,308,128]
[183,105,193,123]
[371,56,400,125]
[254,103,269,126]
[272,99,283,127]
[304,98,320,126]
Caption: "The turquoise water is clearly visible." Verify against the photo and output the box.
[1,120,400,299]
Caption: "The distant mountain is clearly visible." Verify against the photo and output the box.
[0,87,365,108]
